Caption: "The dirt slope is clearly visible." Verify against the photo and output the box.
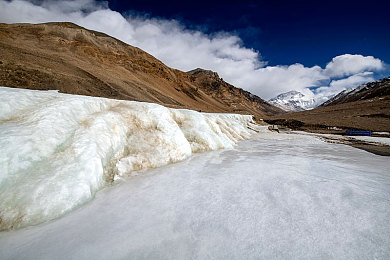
[0,22,282,117]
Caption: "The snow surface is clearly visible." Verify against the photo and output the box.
[373,132,390,135]
[1,132,389,259]
[350,136,390,146]
[295,131,390,146]
[0,87,258,230]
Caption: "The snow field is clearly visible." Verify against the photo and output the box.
[1,133,389,259]
[294,131,390,146]
[0,87,258,230]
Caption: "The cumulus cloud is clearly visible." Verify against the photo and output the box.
[0,0,387,102]
[329,71,375,90]
[244,64,326,99]
[314,72,375,102]
[324,54,384,78]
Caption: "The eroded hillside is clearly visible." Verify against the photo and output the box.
[0,22,282,117]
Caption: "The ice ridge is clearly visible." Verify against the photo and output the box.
[0,87,258,230]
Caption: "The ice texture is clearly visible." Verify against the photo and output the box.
[349,135,390,146]
[0,133,389,259]
[0,87,257,230]
[295,131,390,146]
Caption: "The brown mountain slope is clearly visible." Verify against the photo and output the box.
[321,76,390,106]
[265,77,390,132]
[188,68,282,114]
[0,22,282,117]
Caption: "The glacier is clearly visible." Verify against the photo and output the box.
[0,87,258,230]
[0,131,389,259]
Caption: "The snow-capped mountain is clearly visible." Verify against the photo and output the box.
[321,76,390,106]
[268,90,317,112]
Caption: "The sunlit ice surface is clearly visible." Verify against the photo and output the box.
[0,87,257,230]
[1,132,389,259]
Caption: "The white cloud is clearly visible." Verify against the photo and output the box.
[329,71,374,90]
[244,64,326,99]
[313,72,375,102]
[41,0,106,12]
[0,0,387,102]
[324,54,384,78]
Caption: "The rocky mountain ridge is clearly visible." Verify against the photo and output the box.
[188,68,280,115]
[0,22,283,117]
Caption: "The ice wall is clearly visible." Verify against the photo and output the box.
[0,87,257,230]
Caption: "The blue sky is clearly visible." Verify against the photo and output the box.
[0,0,389,101]
[107,0,390,68]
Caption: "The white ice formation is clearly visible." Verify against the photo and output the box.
[0,87,258,230]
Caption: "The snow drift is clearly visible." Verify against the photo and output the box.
[0,87,258,230]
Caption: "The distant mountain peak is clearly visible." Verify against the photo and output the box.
[268,90,316,112]
[273,90,304,99]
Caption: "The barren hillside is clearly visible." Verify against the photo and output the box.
[0,22,282,117]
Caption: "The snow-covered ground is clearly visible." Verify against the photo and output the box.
[0,87,258,230]
[1,132,389,259]
[1,87,390,259]
[295,131,390,146]
[351,135,390,146]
